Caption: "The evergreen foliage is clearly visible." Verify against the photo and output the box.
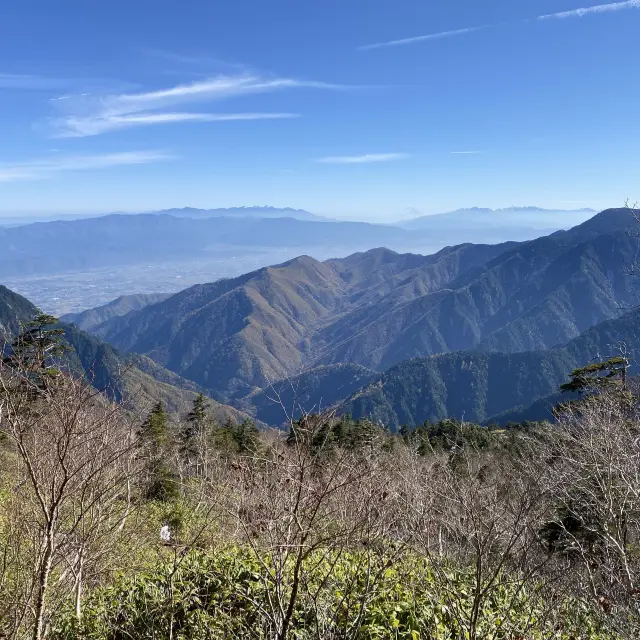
[3,313,66,393]
[139,402,179,502]
[179,392,209,464]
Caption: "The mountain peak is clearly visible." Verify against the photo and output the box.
[573,207,639,235]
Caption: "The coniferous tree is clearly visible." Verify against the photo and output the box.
[139,402,178,502]
[555,355,632,416]
[3,313,66,394]
[349,418,378,450]
[179,393,213,476]
[560,356,629,395]
[180,394,206,458]
[233,419,259,454]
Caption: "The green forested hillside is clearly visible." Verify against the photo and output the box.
[340,306,640,428]
[240,363,377,426]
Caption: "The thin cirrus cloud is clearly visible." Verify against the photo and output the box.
[62,112,301,137]
[0,151,172,183]
[316,153,410,164]
[360,1,640,50]
[538,0,640,20]
[450,150,483,155]
[49,73,349,138]
[359,26,487,50]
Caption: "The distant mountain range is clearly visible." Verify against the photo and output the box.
[397,206,596,231]
[152,206,330,222]
[0,206,326,227]
[83,209,639,415]
[0,205,602,279]
[0,213,550,278]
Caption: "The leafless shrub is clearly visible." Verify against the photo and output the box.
[226,409,404,639]
[0,359,140,640]
[542,392,640,632]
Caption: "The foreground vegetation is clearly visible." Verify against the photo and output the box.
[1,317,639,638]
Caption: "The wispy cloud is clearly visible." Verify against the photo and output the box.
[0,151,172,182]
[450,150,484,155]
[538,0,640,20]
[360,1,639,52]
[49,73,348,137]
[61,112,300,137]
[359,26,487,51]
[316,153,409,164]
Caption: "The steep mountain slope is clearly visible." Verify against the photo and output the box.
[0,284,38,336]
[62,324,249,422]
[92,208,639,402]
[61,293,171,331]
[340,306,640,429]
[0,286,250,423]
[311,209,639,369]
[98,256,349,398]
[97,243,512,399]
[240,363,378,427]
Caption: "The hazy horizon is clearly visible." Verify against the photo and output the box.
[0,202,602,225]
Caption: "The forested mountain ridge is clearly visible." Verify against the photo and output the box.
[239,363,378,426]
[339,305,640,428]
[316,208,639,369]
[92,208,639,401]
[95,242,514,399]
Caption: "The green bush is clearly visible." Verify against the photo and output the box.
[50,548,616,640]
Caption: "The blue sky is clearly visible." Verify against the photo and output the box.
[1,0,639,221]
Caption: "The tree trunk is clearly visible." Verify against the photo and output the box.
[75,555,84,623]
[33,527,55,640]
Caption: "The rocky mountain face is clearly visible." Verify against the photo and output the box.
[91,209,639,404]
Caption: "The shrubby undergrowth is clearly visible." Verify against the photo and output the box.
[51,549,615,640]
[1,317,639,639]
